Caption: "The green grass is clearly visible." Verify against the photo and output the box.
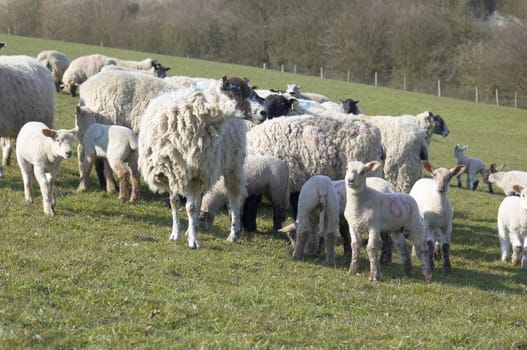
[1,34,527,349]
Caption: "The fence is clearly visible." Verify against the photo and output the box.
[262,63,527,110]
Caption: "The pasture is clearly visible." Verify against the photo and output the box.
[0,34,526,349]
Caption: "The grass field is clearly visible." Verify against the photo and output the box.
[0,34,526,349]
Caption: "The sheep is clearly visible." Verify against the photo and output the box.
[344,160,432,281]
[61,54,117,97]
[0,55,55,177]
[292,175,340,266]
[485,164,527,196]
[453,144,491,192]
[75,107,140,203]
[113,57,169,78]
[36,50,71,92]
[409,160,466,273]
[398,111,449,145]
[0,42,6,50]
[286,84,330,103]
[15,121,76,216]
[138,76,263,249]
[497,185,527,268]
[341,98,363,115]
[199,154,290,235]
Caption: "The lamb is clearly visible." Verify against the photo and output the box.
[15,121,76,216]
[36,50,71,92]
[497,185,527,268]
[409,160,466,273]
[75,106,140,203]
[0,55,55,177]
[138,76,263,248]
[292,175,340,266]
[286,84,330,103]
[61,54,117,96]
[341,98,363,115]
[113,57,169,78]
[344,160,432,281]
[485,164,527,196]
[453,144,491,192]
[199,155,290,235]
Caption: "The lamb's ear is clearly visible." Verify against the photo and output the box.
[340,153,348,165]
[42,128,56,138]
[365,160,381,172]
[497,163,505,171]
[512,185,523,195]
[69,128,78,135]
[422,160,434,173]
[450,165,466,177]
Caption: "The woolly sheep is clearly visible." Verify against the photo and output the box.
[453,144,491,192]
[139,77,262,249]
[16,121,76,216]
[0,55,55,177]
[199,154,290,235]
[36,50,71,92]
[61,54,117,96]
[286,84,330,103]
[485,164,527,196]
[114,57,169,78]
[409,160,466,273]
[292,175,339,266]
[75,107,140,203]
[398,111,449,145]
[497,185,527,268]
[344,160,432,281]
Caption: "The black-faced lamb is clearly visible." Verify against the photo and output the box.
[286,84,330,103]
[292,175,339,266]
[199,154,290,235]
[497,185,527,269]
[453,144,491,192]
[344,160,432,281]
[15,122,76,216]
[75,107,140,203]
[36,50,71,92]
[138,77,263,249]
[0,55,55,177]
[409,160,466,273]
[484,164,527,196]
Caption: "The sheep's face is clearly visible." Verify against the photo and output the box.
[221,76,267,124]
[42,128,77,159]
[423,161,465,193]
[264,94,297,119]
[432,114,449,137]
[454,144,468,158]
[514,185,527,209]
[345,161,381,193]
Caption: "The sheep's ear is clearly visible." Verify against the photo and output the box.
[290,99,298,110]
[422,160,434,173]
[497,164,505,171]
[69,128,78,135]
[365,161,381,172]
[450,165,466,177]
[512,185,523,194]
[340,153,348,165]
[42,128,55,138]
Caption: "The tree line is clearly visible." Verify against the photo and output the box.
[1,0,526,96]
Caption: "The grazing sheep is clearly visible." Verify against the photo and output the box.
[75,107,139,203]
[114,57,169,78]
[36,50,71,92]
[453,144,491,192]
[409,160,466,273]
[199,154,290,235]
[292,175,340,266]
[485,164,527,196]
[16,122,76,216]
[344,160,432,281]
[0,55,55,177]
[139,76,262,248]
[497,185,527,268]
[286,84,330,103]
[61,54,117,96]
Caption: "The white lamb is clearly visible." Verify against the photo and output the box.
[36,50,71,92]
[454,144,491,192]
[114,57,169,78]
[485,164,527,196]
[61,54,117,96]
[0,55,55,177]
[286,84,330,103]
[139,77,261,248]
[75,107,140,203]
[497,185,527,269]
[409,160,466,273]
[16,121,76,216]
[344,160,432,281]
[292,175,340,266]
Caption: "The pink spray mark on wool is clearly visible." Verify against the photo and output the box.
[309,127,336,164]
[388,195,412,219]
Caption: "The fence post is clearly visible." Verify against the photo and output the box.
[403,75,406,91]
[475,86,478,103]
[496,89,499,106]
[281,64,284,73]
[437,80,441,97]
[263,63,266,70]
[374,72,378,86]
[347,70,350,83]
[294,65,297,74]
[515,91,518,108]
[320,67,324,79]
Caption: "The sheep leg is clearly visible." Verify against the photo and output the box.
[77,153,94,193]
[2,137,12,166]
[102,159,117,193]
[272,204,285,237]
[522,246,527,270]
[441,243,452,274]
[19,161,34,204]
[304,215,320,255]
[129,167,140,203]
[512,246,522,267]
[241,194,261,233]
[339,221,351,257]
[499,234,511,262]
[487,182,493,193]
[434,241,442,261]
[185,193,201,249]
[366,230,381,281]
[391,233,412,277]
[380,231,393,265]
[34,168,54,216]
[168,192,182,242]
[472,179,479,191]
[226,193,242,243]
[348,229,361,275]
[292,226,308,261]
[456,175,462,188]
[114,162,128,203]
[324,231,337,266]
[411,229,433,281]
[427,241,435,271]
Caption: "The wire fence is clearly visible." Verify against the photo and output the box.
[263,63,527,110]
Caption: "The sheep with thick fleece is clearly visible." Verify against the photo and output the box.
[453,144,491,192]
[398,111,449,145]
[344,160,432,281]
[75,107,139,203]
[410,160,466,273]
[114,57,169,78]
[16,122,76,216]
[485,164,527,196]
[139,77,261,248]
[61,54,117,97]
[0,55,55,178]
[497,185,527,269]
[36,50,71,92]
[292,175,340,266]
[199,154,290,235]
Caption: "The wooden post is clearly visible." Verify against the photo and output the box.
[496,88,499,106]
[475,86,478,103]
[281,64,284,73]
[320,67,324,79]
[263,63,266,70]
[514,91,518,108]
[347,70,350,83]
[294,65,297,74]
[374,72,378,86]
[403,75,406,91]
[437,80,441,97]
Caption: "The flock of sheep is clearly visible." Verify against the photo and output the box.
[1,45,526,282]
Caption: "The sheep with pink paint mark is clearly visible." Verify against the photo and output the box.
[344,160,432,281]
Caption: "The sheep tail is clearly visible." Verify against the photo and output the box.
[318,190,328,238]
[129,134,138,151]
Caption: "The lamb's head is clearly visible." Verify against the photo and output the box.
[286,84,301,96]
[341,98,362,115]
[42,128,77,160]
[422,160,465,193]
[345,160,381,193]
[513,185,527,208]
[220,76,267,124]
[484,163,505,184]
[454,144,468,159]
[75,105,99,140]
[152,60,170,78]
[61,81,79,97]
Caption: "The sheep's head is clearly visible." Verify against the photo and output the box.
[221,76,267,124]
[432,114,449,137]
[152,61,170,78]
[484,163,505,184]
[42,128,77,160]
[454,144,468,158]
[263,94,298,119]
[341,98,361,115]
[345,160,381,193]
[513,185,527,207]
[422,160,465,193]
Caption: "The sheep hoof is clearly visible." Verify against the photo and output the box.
[188,240,200,249]
[422,271,433,282]
[369,271,381,281]
[169,232,180,241]
[443,264,452,274]
[348,263,359,275]
[226,232,241,243]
